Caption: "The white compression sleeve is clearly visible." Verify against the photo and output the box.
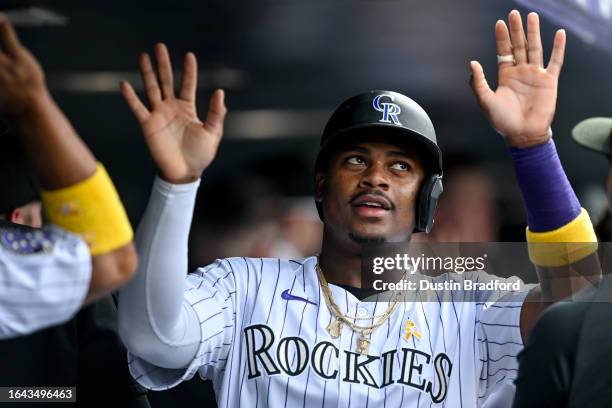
[118,176,202,369]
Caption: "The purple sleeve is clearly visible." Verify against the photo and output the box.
[509,139,581,233]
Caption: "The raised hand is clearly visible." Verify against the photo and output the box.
[121,43,226,183]
[470,10,566,148]
[0,15,47,116]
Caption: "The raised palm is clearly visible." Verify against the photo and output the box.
[121,43,226,183]
[470,11,566,148]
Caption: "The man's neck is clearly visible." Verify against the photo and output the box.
[319,231,363,288]
[319,227,414,288]
[318,250,362,287]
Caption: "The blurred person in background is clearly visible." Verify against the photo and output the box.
[427,153,499,242]
[268,196,323,258]
[247,155,323,258]
[188,171,283,266]
[573,117,612,242]
[0,15,149,407]
[189,156,322,266]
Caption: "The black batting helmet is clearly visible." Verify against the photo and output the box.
[314,90,443,233]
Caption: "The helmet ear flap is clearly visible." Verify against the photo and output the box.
[415,174,443,233]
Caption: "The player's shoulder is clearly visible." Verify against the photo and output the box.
[532,294,592,341]
[0,222,89,268]
[0,221,54,255]
[520,297,588,374]
[195,256,317,274]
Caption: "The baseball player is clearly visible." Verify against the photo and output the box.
[118,10,597,407]
[0,14,136,338]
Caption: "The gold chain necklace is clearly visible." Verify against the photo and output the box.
[315,260,402,355]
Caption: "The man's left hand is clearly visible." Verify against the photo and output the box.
[470,10,566,148]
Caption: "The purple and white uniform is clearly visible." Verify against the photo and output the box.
[118,177,532,408]
[0,223,91,339]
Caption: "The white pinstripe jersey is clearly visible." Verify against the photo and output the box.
[129,256,532,407]
[0,224,91,339]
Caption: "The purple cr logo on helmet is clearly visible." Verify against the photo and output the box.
[372,94,402,126]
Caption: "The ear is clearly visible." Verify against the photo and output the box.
[314,172,326,203]
[9,208,22,224]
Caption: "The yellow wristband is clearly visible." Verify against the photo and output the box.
[526,208,598,267]
[41,164,133,255]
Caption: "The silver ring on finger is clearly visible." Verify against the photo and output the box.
[497,54,516,65]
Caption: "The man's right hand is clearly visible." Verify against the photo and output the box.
[121,43,226,184]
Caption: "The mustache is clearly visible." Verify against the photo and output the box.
[349,189,395,210]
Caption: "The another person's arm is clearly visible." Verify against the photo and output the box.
[0,15,137,304]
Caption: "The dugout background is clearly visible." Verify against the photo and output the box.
[3,0,612,406]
